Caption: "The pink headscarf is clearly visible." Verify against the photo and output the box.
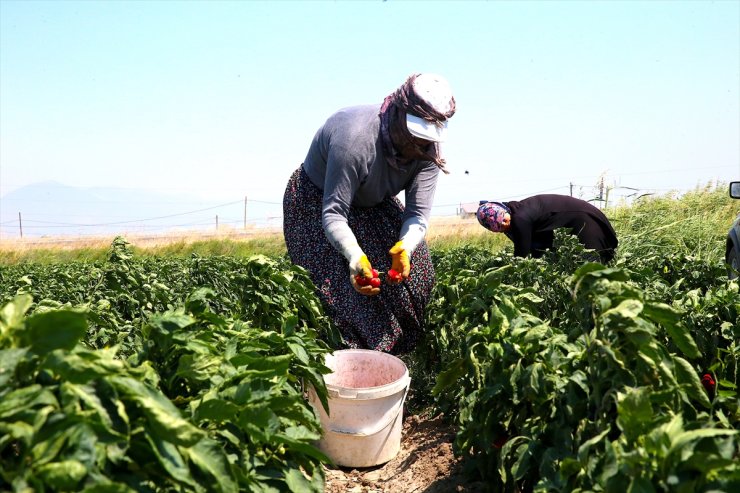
[476,201,511,232]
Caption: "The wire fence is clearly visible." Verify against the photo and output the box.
[0,181,730,240]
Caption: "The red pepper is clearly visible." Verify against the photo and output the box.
[355,273,381,288]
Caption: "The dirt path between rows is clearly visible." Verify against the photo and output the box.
[323,414,485,493]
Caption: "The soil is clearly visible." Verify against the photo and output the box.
[323,413,486,493]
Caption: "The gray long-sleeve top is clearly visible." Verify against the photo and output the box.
[302,104,440,240]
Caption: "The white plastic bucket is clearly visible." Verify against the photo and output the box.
[307,349,411,468]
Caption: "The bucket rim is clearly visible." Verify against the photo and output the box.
[324,349,410,399]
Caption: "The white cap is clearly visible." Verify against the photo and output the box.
[406,115,448,142]
[405,73,454,142]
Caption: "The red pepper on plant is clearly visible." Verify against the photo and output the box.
[701,373,716,397]
[492,435,508,449]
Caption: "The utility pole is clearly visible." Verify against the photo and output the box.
[569,182,573,197]
[244,196,247,230]
[18,212,23,238]
[216,215,219,231]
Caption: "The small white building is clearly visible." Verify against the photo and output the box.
[457,202,480,218]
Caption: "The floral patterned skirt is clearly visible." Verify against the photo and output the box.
[282,166,435,354]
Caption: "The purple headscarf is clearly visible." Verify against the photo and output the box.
[476,201,511,232]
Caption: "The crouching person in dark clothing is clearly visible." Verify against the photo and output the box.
[476,194,618,264]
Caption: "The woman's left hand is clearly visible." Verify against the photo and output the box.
[388,241,411,284]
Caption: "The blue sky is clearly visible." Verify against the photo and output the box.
[1,0,738,227]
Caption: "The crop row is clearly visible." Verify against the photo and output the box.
[425,233,740,491]
[1,238,337,492]
[1,234,739,492]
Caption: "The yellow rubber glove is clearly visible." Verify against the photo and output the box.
[349,254,380,296]
[388,241,411,283]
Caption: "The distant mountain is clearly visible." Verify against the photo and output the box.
[0,182,281,238]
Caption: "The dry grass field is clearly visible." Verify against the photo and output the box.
[0,226,280,251]
[0,216,506,263]
[0,217,487,251]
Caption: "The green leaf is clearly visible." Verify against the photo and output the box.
[568,370,590,395]
[0,384,58,419]
[577,428,610,463]
[148,312,196,334]
[144,432,196,487]
[511,441,533,481]
[641,302,680,327]
[525,362,544,397]
[25,310,88,355]
[628,476,656,493]
[573,265,629,295]
[230,353,292,373]
[560,457,582,478]
[599,439,619,484]
[61,382,117,432]
[274,434,330,463]
[287,341,309,365]
[594,339,626,369]
[35,459,87,490]
[432,358,465,395]
[301,367,330,414]
[514,291,543,304]
[672,356,711,409]
[285,468,313,493]
[0,294,33,331]
[111,376,203,447]
[81,483,138,493]
[183,438,238,493]
[193,399,240,423]
[175,354,221,383]
[31,420,87,465]
[669,428,738,455]
[603,299,644,327]
[643,303,700,358]
[617,387,653,441]
[0,420,35,445]
[237,406,280,440]
[0,348,29,388]
[44,349,126,384]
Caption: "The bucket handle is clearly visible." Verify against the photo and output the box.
[327,376,410,438]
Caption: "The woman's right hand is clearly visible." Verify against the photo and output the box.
[349,254,380,296]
